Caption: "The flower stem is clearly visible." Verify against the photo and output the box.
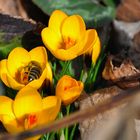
[79,70,84,81]
[84,64,95,91]
[88,64,95,82]
[70,124,77,140]
[59,61,71,78]
[46,133,49,140]
[65,105,70,140]
[85,44,106,91]
[48,132,55,140]
[91,55,103,83]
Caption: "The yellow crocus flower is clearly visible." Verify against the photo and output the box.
[41,10,98,61]
[56,75,84,105]
[0,46,52,90]
[86,36,101,64]
[0,86,61,140]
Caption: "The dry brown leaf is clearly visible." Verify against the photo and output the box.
[117,0,140,22]
[79,87,140,140]
[79,86,124,140]
[102,56,140,88]
[0,0,28,18]
[0,12,36,43]
[102,56,140,80]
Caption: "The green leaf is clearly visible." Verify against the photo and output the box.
[32,0,115,27]
[103,0,116,7]
[0,36,21,59]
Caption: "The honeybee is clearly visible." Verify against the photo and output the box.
[19,61,42,85]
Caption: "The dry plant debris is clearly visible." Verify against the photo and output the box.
[117,0,140,22]
[102,56,140,88]
[79,86,122,140]
[79,88,140,140]
[0,0,28,18]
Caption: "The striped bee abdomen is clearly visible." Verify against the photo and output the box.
[28,65,42,82]
[19,61,42,85]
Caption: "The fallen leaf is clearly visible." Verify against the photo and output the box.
[135,119,140,139]
[79,86,122,140]
[0,0,28,18]
[0,13,35,42]
[116,0,140,22]
[102,56,140,88]
[79,86,140,140]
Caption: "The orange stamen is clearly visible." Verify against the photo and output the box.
[28,114,37,126]
[63,37,76,49]
[24,114,37,129]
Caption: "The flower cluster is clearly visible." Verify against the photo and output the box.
[0,10,101,139]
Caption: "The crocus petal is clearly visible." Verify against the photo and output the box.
[62,82,84,105]
[56,75,84,105]
[52,49,78,61]
[13,86,42,121]
[7,47,31,78]
[56,75,78,88]
[92,36,101,64]
[42,15,82,60]
[61,15,86,41]
[0,96,14,117]
[0,59,24,90]
[49,29,97,61]
[49,10,68,35]
[7,75,24,90]
[42,96,61,110]
[0,59,10,87]
[61,83,83,105]
[79,29,98,55]
[0,96,24,133]
[39,96,61,125]
[25,135,41,140]
[41,27,63,51]
[2,115,24,133]
[27,62,52,89]
[51,32,87,60]
[29,46,48,70]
